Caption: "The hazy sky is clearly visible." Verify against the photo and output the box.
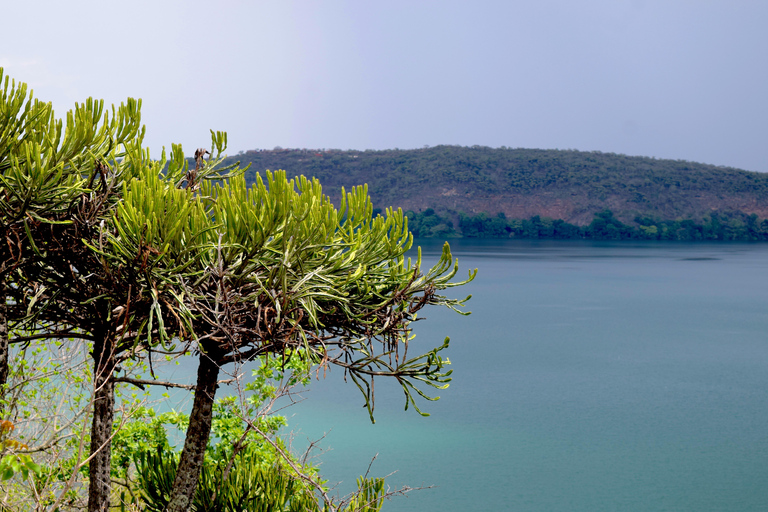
[3,1,767,171]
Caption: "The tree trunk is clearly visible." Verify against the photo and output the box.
[0,282,9,398]
[88,330,117,512]
[0,303,8,396]
[166,350,221,512]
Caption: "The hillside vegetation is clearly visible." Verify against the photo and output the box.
[229,145,768,239]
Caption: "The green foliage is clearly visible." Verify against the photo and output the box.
[111,407,183,480]
[0,74,144,224]
[458,212,511,238]
[0,420,41,483]
[107,165,475,420]
[405,209,458,238]
[450,209,768,241]
[0,453,41,482]
[0,337,94,508]
[134,446,386,512]
[134,445,322,512]
[125,352,386,512]
[343,477,385,512]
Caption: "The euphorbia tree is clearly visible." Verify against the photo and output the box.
[109,166,476,511]
[2,68,476,511]
[0,85,164,511]
[0,70,238,511]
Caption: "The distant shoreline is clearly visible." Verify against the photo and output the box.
[405,208,768,242]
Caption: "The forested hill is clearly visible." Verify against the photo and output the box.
[228,146,768,239]
[232,146,767,223]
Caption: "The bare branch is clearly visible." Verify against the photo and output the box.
[114,376,235,390]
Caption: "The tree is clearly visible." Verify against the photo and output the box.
[0,73,148,511]
[0,69,229,511]
[108,167,475,510]
[2,70,476,511]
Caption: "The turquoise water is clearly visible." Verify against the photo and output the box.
[281,240,768,511]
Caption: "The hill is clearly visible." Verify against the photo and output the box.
[227,145,768,240]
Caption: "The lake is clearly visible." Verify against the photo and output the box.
[280,239,768,511]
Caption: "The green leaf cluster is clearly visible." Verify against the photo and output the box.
[0,453,40,482]
[134,445,319,512]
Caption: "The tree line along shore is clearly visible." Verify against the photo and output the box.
[405,208,768,241]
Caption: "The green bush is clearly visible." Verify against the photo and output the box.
[133,444,386,512]
[134,446,320,512]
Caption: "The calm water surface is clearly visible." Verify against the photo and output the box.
[282,240,768,511]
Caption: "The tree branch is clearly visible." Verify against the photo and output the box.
[113,376,235,390]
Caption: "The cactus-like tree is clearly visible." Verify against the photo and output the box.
[107,153,476,510]
[0,69,210,511]
[2,69,475,511]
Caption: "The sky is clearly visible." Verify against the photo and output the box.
[2,0,767,172]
